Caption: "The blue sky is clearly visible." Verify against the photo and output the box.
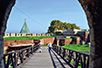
[5,0,89,33]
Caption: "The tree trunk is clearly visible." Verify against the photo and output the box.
[0,0,15,68]
[78,0,102,68]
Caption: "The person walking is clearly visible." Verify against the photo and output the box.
[48,42,52,52]
[39,41,43,53]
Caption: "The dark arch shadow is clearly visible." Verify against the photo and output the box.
[49,50,69,68]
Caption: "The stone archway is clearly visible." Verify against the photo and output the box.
[0,0,15,68]
[0,0,102,68]
[79,0,102,68]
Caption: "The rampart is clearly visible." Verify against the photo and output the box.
[4,33,51,37]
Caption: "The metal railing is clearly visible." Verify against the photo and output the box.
[53,45,90,68]
[3,45,39,68]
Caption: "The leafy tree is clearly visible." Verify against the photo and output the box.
[47,20,80,33]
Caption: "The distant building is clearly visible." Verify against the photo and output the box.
[73,29,81,34]
[76,30,89,41]
[62,29,75,36]
[20,19,30,34]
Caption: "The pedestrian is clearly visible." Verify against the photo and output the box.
[39,41,43,53]
[48,42,52,52]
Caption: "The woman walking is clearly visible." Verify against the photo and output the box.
[48,42,52,52]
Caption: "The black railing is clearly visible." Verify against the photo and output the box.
[3,45,39,68]
[53,45,90,68]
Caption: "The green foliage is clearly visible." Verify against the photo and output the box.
[62,44,90,51]
[4,36,55,40]
[47,20,80,33]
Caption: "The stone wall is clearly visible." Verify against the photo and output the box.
[4,33,51,37]
[21,33,26,36]
[10,33,15,37]
[16,33,21,37]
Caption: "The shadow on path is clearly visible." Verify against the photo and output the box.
[49,50,70,68]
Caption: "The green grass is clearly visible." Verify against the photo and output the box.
[5,60,13,68]
[3,36,55,40]
[71,60,74,64]
[62,44,90,51]
[3,37,32,40]
[32,36,54,39]
[42,45,48,47]
[9,66,13,68]
[70,60,81,68]
[71,36,79,38]
[63,38,72,39]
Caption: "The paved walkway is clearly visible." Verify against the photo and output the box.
[21,47,70,68]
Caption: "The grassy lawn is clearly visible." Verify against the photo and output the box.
[32,36,54,39]
[42,45,48,47]
[3,36,55,40]
[63,38,72,39]
[62,44,90,51]
[9,66,13,68]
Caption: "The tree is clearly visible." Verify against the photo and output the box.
[79,0,102,68]
[47,20,80,33]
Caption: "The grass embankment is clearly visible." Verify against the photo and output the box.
[63,44,89,68]
[42,45,48,47]
[63,38,72,39]
[62,44,90,51]
[71,36,79,38]
[3,36,55,40]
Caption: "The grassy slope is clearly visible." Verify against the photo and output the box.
[63,38,72,39]
[62,44,90,51]
[63,44,89,68]
[4,36,55,40]
[42,45,48,47]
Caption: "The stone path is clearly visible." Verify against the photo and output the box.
[21,47,71,68]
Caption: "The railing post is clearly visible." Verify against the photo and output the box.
[56,46,58,53]
[3,56,6,68]
[3,45,40,68]
[52,45,90,68]
[6,54,11,68]
[86,56,89,68]
[20,51,24,63]
[13,53,17,68]
[63,48,66,58]
[27,49,30,57]
[31,47,33,54]
[59,47,61,55]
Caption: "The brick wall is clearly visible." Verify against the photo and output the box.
[65,39,72,45]
[4,40,33,47]
[41,38,55,44]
